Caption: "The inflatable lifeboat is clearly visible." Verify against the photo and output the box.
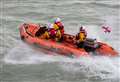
[19,23,118,57]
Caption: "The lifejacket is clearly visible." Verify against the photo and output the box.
[77,31,86,42]
[80,30,87,37]
[26,23,39,36]
[79,32,86,42]
[48,28,62,40]
[49,28,57,38]
[53,24,59,30]
[55,22,64,35]
[55,22,64,30]
[40,31,50,39]
[56,30,61,39]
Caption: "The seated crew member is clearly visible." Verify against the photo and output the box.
[48,23,62,41]
[35,25,50,39]
[76,26,87,48]
[40,26,50,39]
[54,18,64,36]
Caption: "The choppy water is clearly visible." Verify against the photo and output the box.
[0,0,120,82]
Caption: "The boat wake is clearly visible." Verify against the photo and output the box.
[3,41,120,80]
[60,56,120,80]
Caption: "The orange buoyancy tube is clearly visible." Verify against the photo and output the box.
[26,23,40,36]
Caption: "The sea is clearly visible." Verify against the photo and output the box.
[0,0,120,82]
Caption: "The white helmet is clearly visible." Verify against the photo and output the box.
[80,26,86,31]
[55,18,61,23]
[48,23,53,29]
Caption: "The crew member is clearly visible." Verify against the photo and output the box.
[76,26,87,48]
[54,18,64,36]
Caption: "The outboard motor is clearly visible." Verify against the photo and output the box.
[84,38,99,52]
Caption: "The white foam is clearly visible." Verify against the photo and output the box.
[3,41,71,64]
[3,41,120,80]
[60,56,120,80]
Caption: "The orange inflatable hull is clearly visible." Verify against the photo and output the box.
[19,23,118,57]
